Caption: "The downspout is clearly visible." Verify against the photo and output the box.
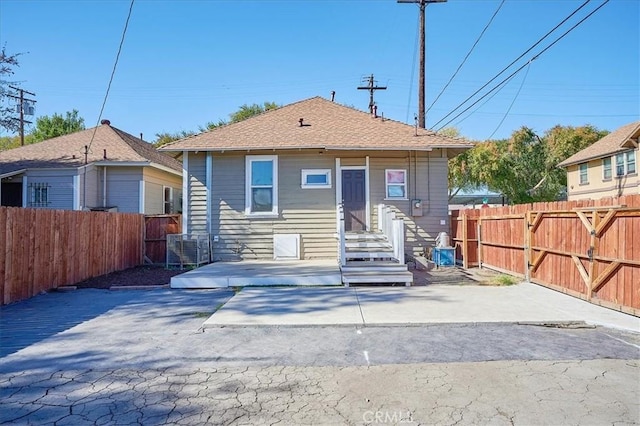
[103,166,107,207]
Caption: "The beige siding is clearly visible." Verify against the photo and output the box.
[208,152,337,261]
[143,167,183,214]
[192,149,452,261]
[369,151,450,257]
[188,153,208,233]
[566,151,640,201]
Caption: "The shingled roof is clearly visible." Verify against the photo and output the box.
[159,97,474,155]
[0,121,182,175]
[558,120,640,167]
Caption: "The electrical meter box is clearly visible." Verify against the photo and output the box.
[411,199,423,216]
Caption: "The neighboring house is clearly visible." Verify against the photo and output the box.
[449,187,505,211]
[160,96,473,282]
[0,120,183,214]
[558,121,639,201]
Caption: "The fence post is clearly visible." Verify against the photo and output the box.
[525,210,531,282]
[462,212,468,269]
[477,217,482,269]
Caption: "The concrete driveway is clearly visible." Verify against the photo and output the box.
[204,282,640,332]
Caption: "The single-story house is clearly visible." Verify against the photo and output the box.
[558,121,639,201]
[0,120,183,213]
[161,97,473,284]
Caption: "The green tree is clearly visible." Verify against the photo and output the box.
[154,130,196,148]
[154,101,280,147]
[31,110,85,142]
[0,46,23,133]
[448,125,608,204]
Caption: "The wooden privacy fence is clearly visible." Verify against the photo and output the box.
[1,207,144,305]
[144,214,181,264]
[452,195,640,316]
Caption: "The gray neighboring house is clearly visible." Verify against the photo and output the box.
[160,97,473,276]
[0,120,183,214]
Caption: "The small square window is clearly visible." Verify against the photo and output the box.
[385,169,407,199]
[579,163,588,185]
[301,169,331,189]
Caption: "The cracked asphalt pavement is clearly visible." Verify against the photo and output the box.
[1,289,639,425]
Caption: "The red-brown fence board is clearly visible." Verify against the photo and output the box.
[1,207,145,305]
[144,215,182,264]
[452,194,640,316]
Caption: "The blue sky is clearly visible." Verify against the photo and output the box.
[1,0,638,142]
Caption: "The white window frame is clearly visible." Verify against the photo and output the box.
[602,157,612,180]
[301,169,332,189]
[626,150,636,175]
[615,153,625,177]
[385,169,408,199]
[29,182,49,207]
[578,163,588,185]
[245,155,278,217]
[163,186,173,214]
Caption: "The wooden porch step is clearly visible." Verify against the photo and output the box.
[345,241,392,249]
[345,232,388,241]
[342,271,413,286]
[342,261,408,273]
[345,251,395,260]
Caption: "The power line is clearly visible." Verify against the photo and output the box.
[85,0,135,155]
[431,0,592,130]
[486,61,531,140]
[435,0,610,132]
[427,0,505,116]
[6,85,36,146]
[357,74,387,114]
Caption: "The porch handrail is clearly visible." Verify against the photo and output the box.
[337,204,346,266]
[378,203,405,265]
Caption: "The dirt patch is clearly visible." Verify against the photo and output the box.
[74,265,184,289]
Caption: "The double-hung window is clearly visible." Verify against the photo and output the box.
[615,153,625,177]
[385,169,407,199]
[245,155,278,216]
[578,163,588,185]
[626,150,636,174]
[602,158,612,180]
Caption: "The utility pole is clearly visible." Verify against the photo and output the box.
[7,85,36,146]
[398,0,447,129]
[357,74,386,114]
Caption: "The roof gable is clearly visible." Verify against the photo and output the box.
[160,96,474,154]
[558,121,640,167]
[0,123,182,175]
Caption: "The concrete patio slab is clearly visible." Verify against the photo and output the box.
[203,282,640,332]
[202,287,363,327]
[171,259,342,288]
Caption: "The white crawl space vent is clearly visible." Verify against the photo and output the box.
[273,234,300,260]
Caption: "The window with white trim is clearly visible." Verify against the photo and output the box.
[301,169,331,189]
[602,157,612,180]
[385,169,407,199]
[615,150,637,177]
[578,163,588,185]
[29,182,50,207]
[626,150,636,174]
[163,186,173,214]
[245,155,278,215]
[615,153,625,177]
